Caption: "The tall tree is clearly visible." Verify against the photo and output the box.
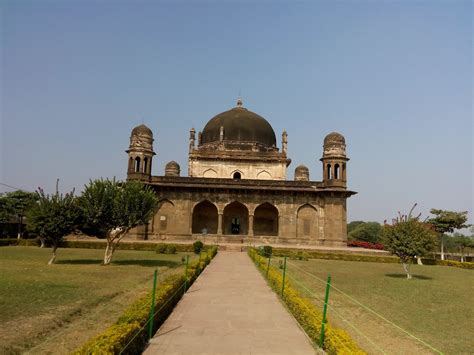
[79,179,158,265]
[348,221,382,243]
[427,209,470,260]
[2,191,38,239]
[26,187,80,264]
[382,206,436,279]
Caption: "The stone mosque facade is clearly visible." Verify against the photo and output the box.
[125,99,356,246]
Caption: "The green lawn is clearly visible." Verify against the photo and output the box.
[279,258,474,355]
[0,246,194,354]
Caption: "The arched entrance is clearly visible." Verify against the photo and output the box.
[253,203,279,236]
[192,201,218,234]
[296,204,318,239]
[153,199,175,234]
[223,202,249,235]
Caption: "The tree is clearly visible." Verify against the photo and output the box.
[451,233,474,262]
[26,187,80,264]
[79,179,158,265]
[382,206,436,279]
[347,221,365,235]
[1,190,38,239]
[427,209,470,260]
[348,221,382,243]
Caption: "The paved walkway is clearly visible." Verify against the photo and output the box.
[144,252,316,355]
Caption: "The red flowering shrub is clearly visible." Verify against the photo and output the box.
[347,240,385,250]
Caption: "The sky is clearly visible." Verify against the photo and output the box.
[1,0,472,226]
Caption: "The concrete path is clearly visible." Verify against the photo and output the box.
[144,252,316,355]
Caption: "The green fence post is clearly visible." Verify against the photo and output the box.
[319,275,331,348]
[266,254,271,278]
[281,256,287,298]
[184,255,189,294]
[148,269,158,340]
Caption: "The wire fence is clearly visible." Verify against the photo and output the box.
[254,250,443,355]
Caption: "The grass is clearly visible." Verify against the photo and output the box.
[277,257,474,355]
[0,246,195,354]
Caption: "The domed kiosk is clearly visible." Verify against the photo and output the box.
[125,99,356,247]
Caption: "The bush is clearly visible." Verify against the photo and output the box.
[289,250,310,261]
[155,243,177,254]
[165,244,177,254]
[347,240,385,250]
[273,248,399,264]
[248,248,364,354]
[155,243,168,254]
[193,240,204,254]
[437,260,474,269]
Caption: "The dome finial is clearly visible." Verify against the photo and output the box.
[236,97,243,107]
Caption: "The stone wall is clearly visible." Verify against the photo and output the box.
[128,188,348,247]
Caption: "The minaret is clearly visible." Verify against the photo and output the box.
[320,132,348,188]
[282,130,288,154]
[189,128,196,152]
[126,124,155,179]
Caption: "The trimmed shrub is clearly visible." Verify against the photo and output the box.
[193,240,204,254]
[0,239,17,247]
[248,248,365,354]
[347,241,385,250]
[272,248,398,264]
[75,246,218,354]
[165,244,177,254]
[262,245,273,257]
[437,260,474,269]
[155,243,168,254]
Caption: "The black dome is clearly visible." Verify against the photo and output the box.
[201,106,276,147]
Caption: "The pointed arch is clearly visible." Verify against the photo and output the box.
[230,169,244,180]
[153,199,175,234]
[296,204,318,239]
[253,202,279,236]
[334,163,340,179]
[135,157,141,173]
[192,200,218,234]
[203,168,218,178]
[223,201,249,235]
[257,170,272,180]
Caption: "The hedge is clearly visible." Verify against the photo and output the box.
[272,248,399,264]
[75,246,218,355]
[249,248,365,355]
[436,259,474,269]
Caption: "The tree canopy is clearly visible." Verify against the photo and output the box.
[427,209,470,260]
[382,207,436,279]
[348,221,382,243]
[0,190,38,238]
[26,187,80,264]
[79,179,158,265]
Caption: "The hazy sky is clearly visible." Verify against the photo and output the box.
[1,0,472,225]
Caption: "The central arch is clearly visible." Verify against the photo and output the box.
[253,203,279,236]
[223,201,249,235]
[192,200,218,234]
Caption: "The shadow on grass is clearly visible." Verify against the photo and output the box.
[56,259,102,265]
[385,273,433,280]
[57,259,181,267]
[113,259,180,268]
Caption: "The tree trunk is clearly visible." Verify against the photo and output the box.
[402,262,412,279]
[48,245,57,265]
[103,242,115,265]
[440,235,445,261]
[40,237,46,248]
[417,256,423,265]
[102,228,127,265]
